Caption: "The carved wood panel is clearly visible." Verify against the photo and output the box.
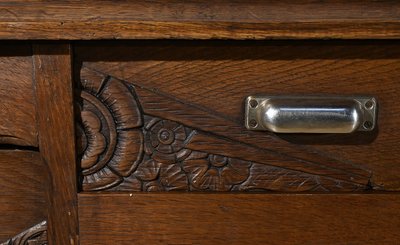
[1,221,47,245]
[0,44,37,147]
[77,67,371,192]
[0,151,47,242]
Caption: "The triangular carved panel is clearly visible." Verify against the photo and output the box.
[76,67,371,192]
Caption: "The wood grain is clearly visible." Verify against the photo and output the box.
[1,221,47,245]
[76,40,400,190]
[0,44,37,146]
[76,69,144,191]
[78,193,400,245]
[76,67,370,192]
[134,87,370,184]
[0,150,47,243]
[0,1,400,39]
[33,44,79,245]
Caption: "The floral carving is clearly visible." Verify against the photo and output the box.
[78,69,143,191]
[144,118,192,164]
[183,151,252,191]
[79,111,106,170]
[78,67,371,192]
[134,158,189,191]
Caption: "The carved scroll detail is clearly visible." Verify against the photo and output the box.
[77,67,371,192]
[1,221,47,245]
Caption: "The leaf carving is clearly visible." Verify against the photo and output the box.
[182,151,251,191]
[135,159,161,181]
[159,163,188,191]
[234,163,364,192]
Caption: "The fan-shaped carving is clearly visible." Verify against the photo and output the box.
[77,69,143,191]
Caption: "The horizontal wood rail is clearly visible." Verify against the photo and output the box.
[79,193,400,244]
[0,1,400,39]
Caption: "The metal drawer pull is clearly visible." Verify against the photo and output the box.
[245,96,376,133]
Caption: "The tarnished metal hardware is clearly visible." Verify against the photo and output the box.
[245,95,377,133]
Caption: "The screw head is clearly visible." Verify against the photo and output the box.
[365,100,374,109]
[249,99,258,108]
[249,119,258,128]
[363,120,373,130]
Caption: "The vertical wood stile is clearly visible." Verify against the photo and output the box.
[33,43,79,245]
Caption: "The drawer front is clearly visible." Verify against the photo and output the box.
[75,40,400,192]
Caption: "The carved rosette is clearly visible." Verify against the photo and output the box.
[77,67,371,192]
[144,118,192,164]
[78,70,143,191]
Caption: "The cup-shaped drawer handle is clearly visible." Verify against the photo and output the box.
[245,96,376,133]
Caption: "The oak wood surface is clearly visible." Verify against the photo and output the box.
[33,43,79,245]
[0,1,398,242]
[76,40,400,191]
[0,44,37,147]
[1,1,400,39]
[79,193,400,245]
[0,150,47,243]
[75,64,371,193]
[0,221,48,245]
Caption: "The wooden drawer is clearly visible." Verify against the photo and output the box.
[1,39,399,244]
[74,40,400,244]
[75,40,400,193]
[1,1,400,244]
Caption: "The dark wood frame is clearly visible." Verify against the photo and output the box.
[1,1,400,244]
